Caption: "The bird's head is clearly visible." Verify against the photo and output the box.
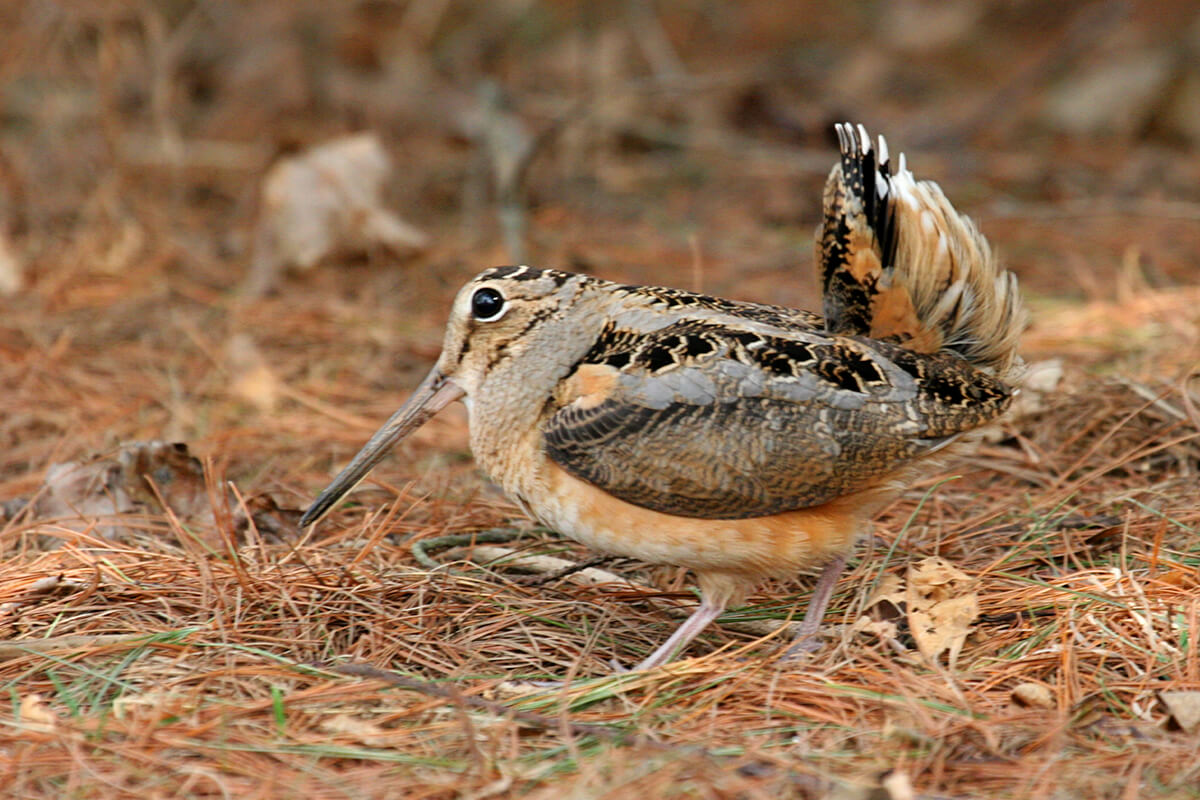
[300,266,599,527]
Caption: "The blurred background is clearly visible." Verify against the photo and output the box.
[1,0,1198,499]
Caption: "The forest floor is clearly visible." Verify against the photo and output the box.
[2,2,1199,797]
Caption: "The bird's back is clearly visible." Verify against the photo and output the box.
[531,125,1024,523]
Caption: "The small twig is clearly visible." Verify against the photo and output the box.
[470,546,631,588]
[512,553,618,587]
[0,633,154,660]
[410,528,526,570]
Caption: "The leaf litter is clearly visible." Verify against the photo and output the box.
[2,3,1200,798]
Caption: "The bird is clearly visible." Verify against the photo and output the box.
[300,123,1024,673]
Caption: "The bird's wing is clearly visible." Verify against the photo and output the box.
[541,318,1012,520]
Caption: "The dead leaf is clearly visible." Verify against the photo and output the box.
[18,693,57,732]
[906,557,979,667]
[0,574,92,617]
[850,572,907,645]
[320,713,394,746]
[9,441,294,547]
[907,557,973,600]
[116,440,209,521]
[113,689,198,719]
[1160,690,1200,733]
[245,132,429,297]
[1012,682,1056,709]
[879,769,916,800]
[864,573,907,619]
[226,333,281,412]
[849,616,901,644]
[0,228,22,295]
[30,457,137,539]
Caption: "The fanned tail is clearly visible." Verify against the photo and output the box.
[818,123,1024,380]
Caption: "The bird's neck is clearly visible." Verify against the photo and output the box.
[464,295,613,504]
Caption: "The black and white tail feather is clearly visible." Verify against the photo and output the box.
[820,122,1024,381]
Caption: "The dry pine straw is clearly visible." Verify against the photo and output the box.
[2,4,1199,794]
[0,375,1198,798]
[2,213,1199,796]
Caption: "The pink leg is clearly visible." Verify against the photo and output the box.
[629,597,727,672]
[782,552,849,659]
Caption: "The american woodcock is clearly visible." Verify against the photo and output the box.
[301,123,1025,672]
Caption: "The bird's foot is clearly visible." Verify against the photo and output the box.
[780,631,824,661]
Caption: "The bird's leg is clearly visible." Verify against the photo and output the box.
[781,552,849,659]
[518,599,723,686]
[626,596,727,672]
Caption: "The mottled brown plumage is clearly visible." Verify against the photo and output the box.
[301,123,1026,672]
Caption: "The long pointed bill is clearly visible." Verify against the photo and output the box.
[300,369,465,528]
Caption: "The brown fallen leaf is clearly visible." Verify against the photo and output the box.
[244,132,429,297]
[118,440,211,521]
[18,692,57,732]
[113,689,199,720]
[0,227,22,295]
[1160,690,1200,733]
[826,767,916,800]
[849,572,907,646]
[7,441,297,548]
[849,617,902,645]
[864,573,906,620]
[319,713,395,747]
[0,574,92,618]
[23,455,137,540]
[879,768,916,800]
[1012,682,1056,709]
[226,333,282,412]
[906,556,979,667]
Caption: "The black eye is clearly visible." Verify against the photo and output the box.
[471,287,506,321]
